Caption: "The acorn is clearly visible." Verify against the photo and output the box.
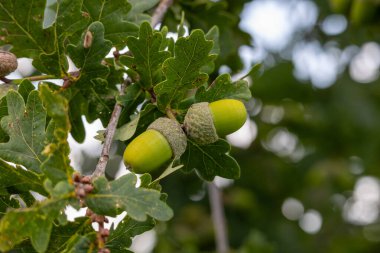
[184,99,247,145]
[0,51,18,77]
[123,117,187,173]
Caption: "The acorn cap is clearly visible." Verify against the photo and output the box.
[0,51,18,77]
[183,102,218,145]
[148,117,187,158]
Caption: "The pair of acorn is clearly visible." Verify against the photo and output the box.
[123,99,247,173]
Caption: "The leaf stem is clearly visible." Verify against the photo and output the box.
[92,79,129,178]
[208,182,230,253]
[1,74,57,84]
[151,0,174,28]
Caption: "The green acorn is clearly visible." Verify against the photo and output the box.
[184,99,247,145]
[123,117,187,173]
[0,51,17,77]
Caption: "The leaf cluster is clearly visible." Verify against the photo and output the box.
[0,0,253,252]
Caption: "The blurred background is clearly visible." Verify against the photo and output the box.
[4,0,380,252]
[153,0,380,252]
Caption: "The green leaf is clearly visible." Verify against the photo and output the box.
[39,85,73,184]
[106,216,155,252]
[67,22,115,126]
[114,114,140,141]
[0,96,9,143]
[115,103,162,141]
[127,0,160,25]
[86,174,173,221]
[117,82,145,126]
[206,26,220,56]
[0,90,46,173]
[86,78,118,125]
[153,162,183,183]
[201,26,220,74]
[240,63,263,82]
[0,183,73,253]
[36,0,89,76]
[195,73,251,103]
[67,22,112,88]
[0,158,46,195]
[154,30,214,110]
[0,0,88,76]
[46,217,96,253]
[181,139,240,181]
[18,80,36,103]
[68,92,87,143]
[83,0,139,49]
[121,22,171,89]
[0,1,54,58]
[115,104,164,142]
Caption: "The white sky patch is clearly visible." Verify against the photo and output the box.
[227,119,257,149]
[282,197,304,221]
[299,210,322,234]
[240,0,318,52]
[350,42,380,83]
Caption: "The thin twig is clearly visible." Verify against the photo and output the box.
[92,79,130,178]
[151,0,174,28]
[91,0,174,178]
[0,76,11,83]
[208,182,229,253]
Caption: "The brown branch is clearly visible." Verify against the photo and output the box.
[151,0,174,28]
[91,79,130,178]
[208,182,229,253]
[0,76,11,83]
[92,0,174,178]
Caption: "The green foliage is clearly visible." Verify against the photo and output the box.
[0,90,47,173]
[86,174,173,221]
[82,0,138,49]
[121,22,170,89]
[154,29,215,110]
[181,139,240,181]
[195,73,251,103]
[0,0,254,252]
[106,216,155,252]
[0,181,73,252]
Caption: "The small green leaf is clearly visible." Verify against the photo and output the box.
[106,216,155,252]
[206,26,220,56]
[18,80,36,103]
[195,73,252,103]
[39,85,73,184]
[154,30,214,110]
[121,22,170,89]
[181,139,240,181]
[67,22,116,126]
[67,22,112,88]
[116,104,164,142]
[114,115,140,141]
[240,63,263,81]
[117,82,145,127]
[153,162,183,183]
[83,0,139,49]
[86,174,173,221]
[0,90,46,173]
